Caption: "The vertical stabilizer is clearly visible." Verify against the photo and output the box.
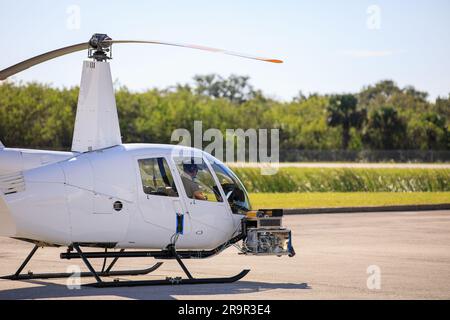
[71,60,122,152]
[0,140,4,149]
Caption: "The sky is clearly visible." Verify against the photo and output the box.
[0,0,449,101]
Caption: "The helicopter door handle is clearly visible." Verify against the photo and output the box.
[173,199,185,215]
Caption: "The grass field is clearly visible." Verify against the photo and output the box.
[234,167,450,192]
[249,192,450,209]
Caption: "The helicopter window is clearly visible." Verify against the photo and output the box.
[205,154,252,213]
[138,158,178,197]
[173,157,223,203]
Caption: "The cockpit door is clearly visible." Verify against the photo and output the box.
[135,156,191,247]
[171,156,235,249]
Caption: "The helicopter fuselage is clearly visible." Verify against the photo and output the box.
[0,144,244,250]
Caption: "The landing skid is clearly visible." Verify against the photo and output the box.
[1,243,250,287]
[88,270,250,288]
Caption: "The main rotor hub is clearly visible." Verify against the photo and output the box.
[88,33,113,62]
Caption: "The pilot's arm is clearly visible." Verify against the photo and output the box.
[182,176,208,201]
[191,181,207,200]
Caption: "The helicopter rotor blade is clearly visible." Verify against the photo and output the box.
[0,39,282,81]
[0,43,89,81]
[107,39,283,64]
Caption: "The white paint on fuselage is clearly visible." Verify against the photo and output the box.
[0,148,76,175]
[0,144,244,250]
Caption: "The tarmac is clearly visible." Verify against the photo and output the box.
[0,210,449,300]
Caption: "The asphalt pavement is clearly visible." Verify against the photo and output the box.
[0,210,449,299]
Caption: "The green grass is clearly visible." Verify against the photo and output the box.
[249,192,450,209]
[234,168,450,192]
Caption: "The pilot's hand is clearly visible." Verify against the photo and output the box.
[193,191,207,201]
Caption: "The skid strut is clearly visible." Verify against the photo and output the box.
[1,245,163,281]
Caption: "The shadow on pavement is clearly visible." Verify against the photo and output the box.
[0,279,311,300]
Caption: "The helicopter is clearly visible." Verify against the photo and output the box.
[0,34,294,287]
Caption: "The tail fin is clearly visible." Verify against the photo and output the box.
[0,140,4,149]
[71,61,122,152]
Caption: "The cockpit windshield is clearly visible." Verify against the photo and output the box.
[205,154,252,213]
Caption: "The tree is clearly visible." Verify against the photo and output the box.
[434,95,450,122]
[362,106,407,149]
[408,112,449,150]
[193,74,256,104]
[358,80,402,107]
[326,94,366,150]
[0,77,448,156]
[292,90,306,103]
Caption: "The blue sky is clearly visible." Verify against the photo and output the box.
[0,0,449,101]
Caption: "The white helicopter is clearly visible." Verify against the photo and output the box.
[0,34,294,287]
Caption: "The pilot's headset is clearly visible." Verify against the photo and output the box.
[182,163,198,174]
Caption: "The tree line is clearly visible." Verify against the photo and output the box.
[0,75,448,154]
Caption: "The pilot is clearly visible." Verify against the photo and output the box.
[181,163,208,201]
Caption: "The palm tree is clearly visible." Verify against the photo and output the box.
[327,94,366,150]
[362,106,406,149]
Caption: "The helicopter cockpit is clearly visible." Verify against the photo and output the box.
[172,154,251,214]
[204,154,251,213]
[136,148,293,257]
